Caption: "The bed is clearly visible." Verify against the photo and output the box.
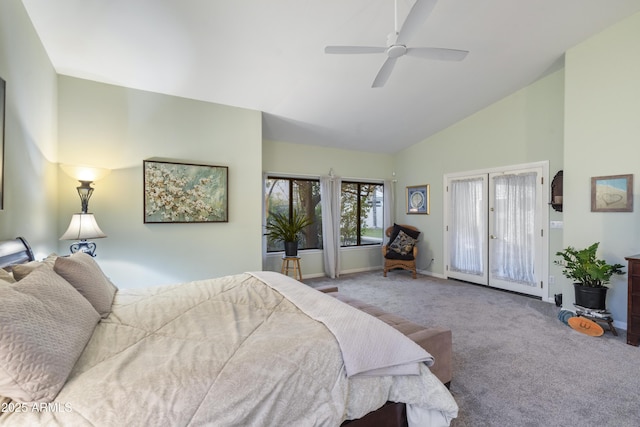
[0,237,457,426]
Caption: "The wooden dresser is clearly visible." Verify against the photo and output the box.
[625,255,640,346]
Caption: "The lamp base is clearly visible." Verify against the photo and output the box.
[69,240,98,257]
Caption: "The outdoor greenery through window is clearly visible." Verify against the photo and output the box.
[265,177,322,252]
[340,182,384,247]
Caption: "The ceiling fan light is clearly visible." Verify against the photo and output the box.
[387,45,407,58]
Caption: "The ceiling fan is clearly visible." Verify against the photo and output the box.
[325,0,468,88]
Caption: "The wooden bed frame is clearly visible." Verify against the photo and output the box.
[342,401,407,426]
[0,237,34,269]
[0,236,409,427]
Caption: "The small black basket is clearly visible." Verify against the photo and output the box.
[554,293,563,307]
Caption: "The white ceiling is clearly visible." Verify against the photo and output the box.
[20,0,640,154]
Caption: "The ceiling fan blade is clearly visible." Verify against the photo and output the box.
[406,47,468,61]
[325,46,386,55]
[372,57,398,88]
[396,0,438,45]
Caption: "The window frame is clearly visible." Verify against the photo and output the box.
[264,175,322,253]
[340,180,384,248]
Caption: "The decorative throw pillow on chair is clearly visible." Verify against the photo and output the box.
[388,223,420,244]
[389,230,417,256]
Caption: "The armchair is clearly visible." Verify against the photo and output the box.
[382,224,420,279]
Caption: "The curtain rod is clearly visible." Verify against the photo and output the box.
[264,171,386,184]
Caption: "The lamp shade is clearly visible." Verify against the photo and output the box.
[60,164,111,182]
[60,213,107,240]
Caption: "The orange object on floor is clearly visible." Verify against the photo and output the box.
[568,317,604,337]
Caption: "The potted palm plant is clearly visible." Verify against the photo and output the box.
[555,242,625,310]
[264,210,313,257]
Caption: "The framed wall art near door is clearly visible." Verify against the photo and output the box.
[143,159,228,223]
[406,184,430,214]
[0,76,6,210]
[591,174,633,212]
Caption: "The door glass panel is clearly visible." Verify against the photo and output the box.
[449,177,486,276]
[488,167,543,298]
[490,172,537,287]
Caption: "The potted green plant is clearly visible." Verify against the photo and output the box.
[264,210,313,257]
[555,242,625,310]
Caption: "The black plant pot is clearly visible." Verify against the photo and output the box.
[573,283,608,310]
[284,241,299,257]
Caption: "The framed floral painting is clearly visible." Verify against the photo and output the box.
[143,159,228,223]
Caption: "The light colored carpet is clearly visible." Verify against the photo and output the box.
[306,271,640,427]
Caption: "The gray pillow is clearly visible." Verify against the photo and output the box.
[0,268,100,402]
[54,252,117,318]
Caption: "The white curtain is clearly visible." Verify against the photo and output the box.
[449,177,485,276]
[383,180,395,237]
[490,172,537,286]
[320,175,341,278]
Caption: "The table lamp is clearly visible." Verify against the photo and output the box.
[59,165,110,256]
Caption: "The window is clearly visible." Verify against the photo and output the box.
[265,177,322,252]
[340,182,384,247]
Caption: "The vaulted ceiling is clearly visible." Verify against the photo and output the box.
[21,0,640,153]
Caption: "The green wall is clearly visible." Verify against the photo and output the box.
[0,0,58,255]
[393,70,565,300]
[563,11,640,325]
[57,77,263,287]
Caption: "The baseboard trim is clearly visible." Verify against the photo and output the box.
[301,272,329,280]
[614,320,627,331]
[417,269,446,279]
[339,266,383,275]
[302,266,382,280]
[304,268,447,280]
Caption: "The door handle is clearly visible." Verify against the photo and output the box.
[490,235,498,239]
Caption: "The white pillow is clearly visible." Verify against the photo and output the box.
[0,268,15,283]
[11,253,58,281]
[54,252,117,318]
[0,268,100,402]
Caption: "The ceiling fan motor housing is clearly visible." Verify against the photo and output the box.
[387,44,407,58]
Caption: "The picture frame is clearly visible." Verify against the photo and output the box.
[591,174,633,212]
[144,159,228,223]
[0,76,5,210]
[406,184,430,214]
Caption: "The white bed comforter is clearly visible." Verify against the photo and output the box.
[2,272,457,426]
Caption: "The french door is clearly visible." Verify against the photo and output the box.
[446,174,489,285]
[445,164,547,298]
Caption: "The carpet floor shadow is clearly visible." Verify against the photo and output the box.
[306,271,639,427]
